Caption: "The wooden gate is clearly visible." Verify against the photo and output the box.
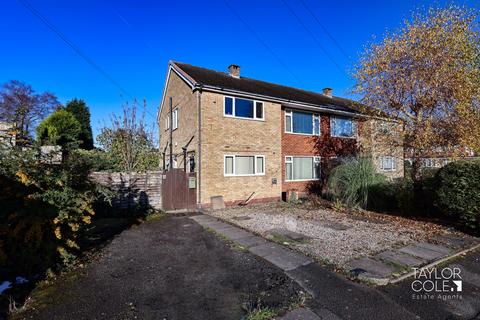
[162,169,197,211]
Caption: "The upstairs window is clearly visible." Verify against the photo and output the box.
[224,155,265,176]
[331,116,355,138]
[285,110,320,135]
[165,108,178,131]
[172,108,178,130]
[379,156,396,171]
[224,96,264,120]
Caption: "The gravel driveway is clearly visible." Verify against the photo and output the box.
[210,202,456,266]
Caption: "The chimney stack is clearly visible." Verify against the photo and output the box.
[228,64,240,78]
[322,88,333,98]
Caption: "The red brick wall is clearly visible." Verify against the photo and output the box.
[281,107,359,195]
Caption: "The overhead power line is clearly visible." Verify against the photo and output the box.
[222,0,304,86]
[280,0,344,74]
[18,0,159,123]
[299,0,350,60]
[18,0,132,98]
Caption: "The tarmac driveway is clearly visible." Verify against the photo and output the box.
[15,216,303,320]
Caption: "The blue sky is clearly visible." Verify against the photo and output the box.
[1,0,479,139]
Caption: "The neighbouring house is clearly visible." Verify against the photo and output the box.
[158,61,403,208]
[0,121,16,148]
[405,146,478,170]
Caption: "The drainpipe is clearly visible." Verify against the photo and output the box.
[169,97,173,171]
[197,89,202,206]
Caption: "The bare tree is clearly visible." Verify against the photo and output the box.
[0,80,59,144]
[97,99,158,172]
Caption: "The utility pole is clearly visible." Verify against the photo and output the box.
[169,97,173,171]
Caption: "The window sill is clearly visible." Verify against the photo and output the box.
[285,178,320,182]
[330,135,356,139]
[224,173,266,177]
[285,132,320,137]
[223,115,265,122]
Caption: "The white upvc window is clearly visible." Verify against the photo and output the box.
[165,116,170,131]
[224,96,264,121]
[285,156,320,181]
[379,156,396,171]
[224,155,265,176]
[330,116,356,138]
[285,109,321,136]
[423,158,435,168]
[172,108,178,130]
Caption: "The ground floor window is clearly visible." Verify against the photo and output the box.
[285,156,320,181]
[379,156,396,171]
[224,155,265,176]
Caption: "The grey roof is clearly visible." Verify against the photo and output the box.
[173,61,363,114]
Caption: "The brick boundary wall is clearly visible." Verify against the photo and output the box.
[90,171,163,210]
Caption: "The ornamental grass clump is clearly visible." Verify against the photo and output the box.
[328,157,387,209]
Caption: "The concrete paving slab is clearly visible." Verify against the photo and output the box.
[346,257,399,278]
[249,243,285,258]
[234,235,266,248]
[399,244,445,261]
[279,308,323,320]
[215,227,254,241]
[416,242,453,255]
[433,234,480,249]
[267,228,311,241]
[189,215,217,223]
[261,249,313,271]
[375,250,426,267]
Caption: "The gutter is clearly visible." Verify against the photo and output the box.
[196,88,202,206]
[192,84,397,122]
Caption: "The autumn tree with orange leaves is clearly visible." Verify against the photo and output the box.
[354,6,480,185]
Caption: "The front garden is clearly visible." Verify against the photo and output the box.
[211,157,480,281]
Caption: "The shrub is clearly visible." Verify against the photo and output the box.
[0,147,111,276]
[368,178,415,214]
[36,109,81,148]
[0,173,58,276]
[367,181,398,211]
[435,160,480,230]
[74,149,120,172]
[328,157,387,208]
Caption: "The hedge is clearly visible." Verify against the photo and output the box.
[435,160,480,230]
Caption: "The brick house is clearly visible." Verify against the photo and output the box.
[405,146,478,169]
[158,61,403,208]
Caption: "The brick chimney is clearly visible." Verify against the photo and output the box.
[228,64,240,78]
[322,88,333,98]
